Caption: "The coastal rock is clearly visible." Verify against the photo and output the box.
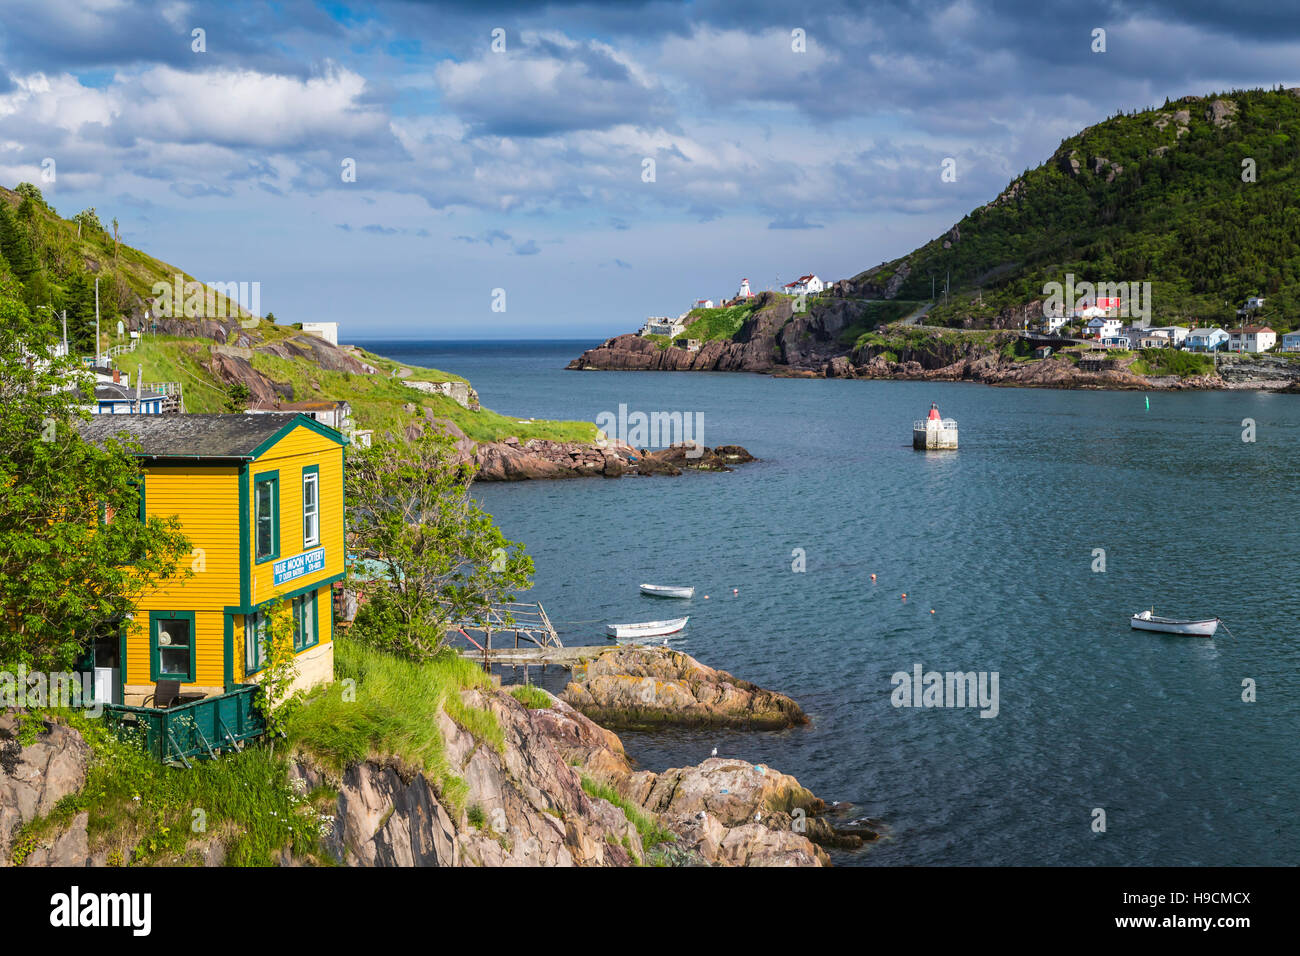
[561,646,808,730]
[0,715,91,865]
[470,437,755,482]
[625,757,867,861]
[6,671,854,867]
[567,292,879,375]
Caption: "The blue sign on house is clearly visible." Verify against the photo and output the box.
[273,547,326,586]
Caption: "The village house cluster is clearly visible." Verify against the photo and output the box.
[1039,294,1294,353]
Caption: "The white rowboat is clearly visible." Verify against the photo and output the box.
[606,617,689,640]
[1130,610,1220,637]
[639,584,695,599]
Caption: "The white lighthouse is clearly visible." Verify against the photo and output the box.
[738,278,753,299]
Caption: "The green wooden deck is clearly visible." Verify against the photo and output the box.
[102,684,266,767]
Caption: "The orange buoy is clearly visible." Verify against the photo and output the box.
[704,595,709,599]
[930,609,935,614]
[901,593,907,599]
[870,573,877,581]
[733,588,738,595]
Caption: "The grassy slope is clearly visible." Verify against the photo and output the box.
[9,638,503,866]
[3,184,594,446]
[862,88,1300,330]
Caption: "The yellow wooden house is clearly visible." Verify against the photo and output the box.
[79,413,345,707]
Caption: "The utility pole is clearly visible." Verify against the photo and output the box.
[95,278,101,366]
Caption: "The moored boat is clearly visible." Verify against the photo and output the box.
[639,583,695,599]
[1130,609,1220,637]
[606,616,689,640]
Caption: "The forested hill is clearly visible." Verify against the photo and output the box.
[0,183,218,353]
[857,87,1300,331]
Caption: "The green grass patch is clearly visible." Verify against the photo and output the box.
[509,684,553,709]
[10,714,324,866]
[287,637,502,816]
[126,333,595,446]
[580,775,674,849]
[1132,348,1215,377]
[681,302,761,342]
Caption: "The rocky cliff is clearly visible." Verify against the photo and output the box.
[568,291,876,374]
[2,655,865,867]
[562,646,808,730]
[568,316,1282,391]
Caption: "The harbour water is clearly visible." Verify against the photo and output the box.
[362,340,1300,866]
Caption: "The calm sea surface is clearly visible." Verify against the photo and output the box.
[361,339,1299,866]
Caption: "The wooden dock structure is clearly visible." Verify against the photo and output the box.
[456,643,610,670]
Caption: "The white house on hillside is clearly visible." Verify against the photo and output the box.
[302,321,339,346]
[1186,327,1229,351]
[1040,313,1068,334]
[1148,326,1189,346]
[1086,316,1122,339]
[1228,326,1276,352]
[782,274,824,295]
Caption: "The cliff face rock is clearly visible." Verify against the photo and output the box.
[295,690,644,867]
[0,715,92,866]
[7,667,857,866]
[568,292,878,374]
[300,683,842,866]
[1215,354,1300,388]
[561,646,808,730]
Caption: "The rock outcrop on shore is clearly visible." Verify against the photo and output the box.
[418,415,757,482]
[562,646,807,730]
[562,289,1300,392]
[4,649,867,867]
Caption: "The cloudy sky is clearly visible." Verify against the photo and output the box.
[1,1,1296,338]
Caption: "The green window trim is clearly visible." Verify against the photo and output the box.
[149,610,196,683]
[244,611,267,676]
[254,470,280,564]
[292,591,319,653]
[302,465,320,549]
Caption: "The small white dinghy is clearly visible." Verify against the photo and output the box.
[606,617,689,640]
[639,584,695,599]
[1130,609,1220,637]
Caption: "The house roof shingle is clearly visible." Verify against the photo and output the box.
[76,413,323,460]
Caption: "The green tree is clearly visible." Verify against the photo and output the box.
[0,278,191,671]
[14,182,47,208]
[223,381,251,412]
[72,207,101,237]
[62,270,98,354]
[250,598,299,744]
[345,429,533,661]
[0,202,36,280]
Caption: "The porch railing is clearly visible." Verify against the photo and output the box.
[101,684,265,767]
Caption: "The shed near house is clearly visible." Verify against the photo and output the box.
[1034,346,1053,359]
[92,382,168,415]
[76,413,345,709]
[248,399,353,432]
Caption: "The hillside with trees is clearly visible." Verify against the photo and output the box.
[856,87,1300,331]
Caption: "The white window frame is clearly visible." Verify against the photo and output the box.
[302,471,320,547]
